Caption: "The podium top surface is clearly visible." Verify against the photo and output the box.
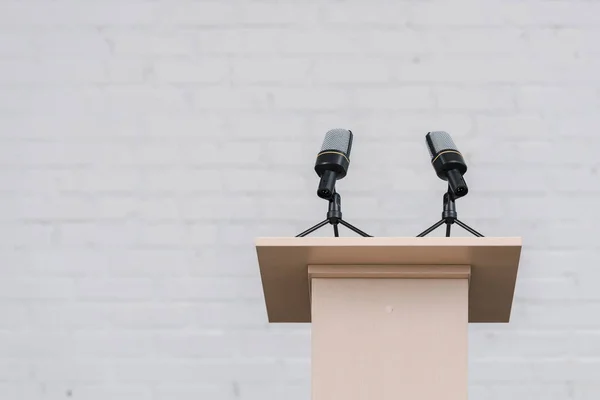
[255,237,522,323]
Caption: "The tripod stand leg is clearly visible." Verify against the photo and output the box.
[333,224,340,237]
[417,219,445,237]
[446,223,452,237]
[338,219,372,237]
[455,219,484,237]
[296,219,330,237]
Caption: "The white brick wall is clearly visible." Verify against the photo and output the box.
[1,0,599,399]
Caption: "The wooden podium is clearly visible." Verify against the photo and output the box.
[255,237,522,400]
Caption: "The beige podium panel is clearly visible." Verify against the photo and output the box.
[255,237,522,400]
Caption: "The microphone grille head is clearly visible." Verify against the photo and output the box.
[426,131,458,158]
[320,129,353,157]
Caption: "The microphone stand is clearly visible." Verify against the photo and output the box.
[296,191,372,238]
[417,186,484,238]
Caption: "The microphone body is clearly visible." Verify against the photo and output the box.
[315,129,353,199]
[426,131,468,197]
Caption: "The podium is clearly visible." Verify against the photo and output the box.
[255,237,522,400]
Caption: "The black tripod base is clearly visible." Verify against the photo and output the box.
[416,187,484,238]
[417,218,484,238]
[296,192,372,238]
[296,219,329,237]
[296,218,372,238]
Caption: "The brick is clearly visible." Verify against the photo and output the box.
[271,88,351,110]
[191,302,268,328]
[364,29,434,54]
[0,304,28,330]
[106,249,191,277]
[0,361,29,380]
[197,29,283,54]
[237,3,319,25]
[322,3,412,25]
[75,278,155,300]
[109,31,195,56]
[391,55,600,84]
[571,332,600,358]
[515,249,595,280]
[512,302,600,328]
[575,384,600,400]
[29,301,195,331]
[237,330,311,358]
[0,2,159,26]
[73,332,154,357]
[257,194,319,222]
[34,30,112,58]
[435,86,516,110]
[232,58,311,84]
[159,3,237,25]
[134,197,187,221]
[240,382,310,400]
[364,28,527,56]
[0,60,104,84]
[0,278,74,300]
[313,59,392,83]
[105,303,195,329]
[263,140,312,165]
[220,168,311,194]
[504,2,600,26]
[29,302,111,330]
[179,195,261,221]
[0,222,55,248]
[526,28,600,56]
[517,86,600,111]
[470,329,570,358]
[281,30,369,54]
[0,385,18,399]
[192,87,272,110]
[158,277,262,301]
[408,2,508,27]
[93,87,191,114]
[439,28,527,54]
[155,385,234,400]
[0,32,35,56]
[472,359,600,382]
[136,222,191,247]
[474,114,550,138]
[58,167,142,193]
[351,86,435,110]
[142,113,226,138]
[111,358,307,383]
[226,113,308,138]
[552,114,600,137]
[58,222,140,246]
[154,332,237,358]
[154,59,229,83]
[471,384,571,400]
[0,332,72,357]
[28,385,153,400]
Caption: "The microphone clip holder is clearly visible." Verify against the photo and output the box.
[296,191,372,238]
[417,186,484,238]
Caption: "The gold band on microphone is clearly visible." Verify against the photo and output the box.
[432,150,462,164]
[317,151,350,163]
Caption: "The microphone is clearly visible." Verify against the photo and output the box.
[425,131,468,198]
[314,129,353,199]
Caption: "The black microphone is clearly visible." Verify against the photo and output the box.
[425,131,468,198]
[314,129,353,199]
